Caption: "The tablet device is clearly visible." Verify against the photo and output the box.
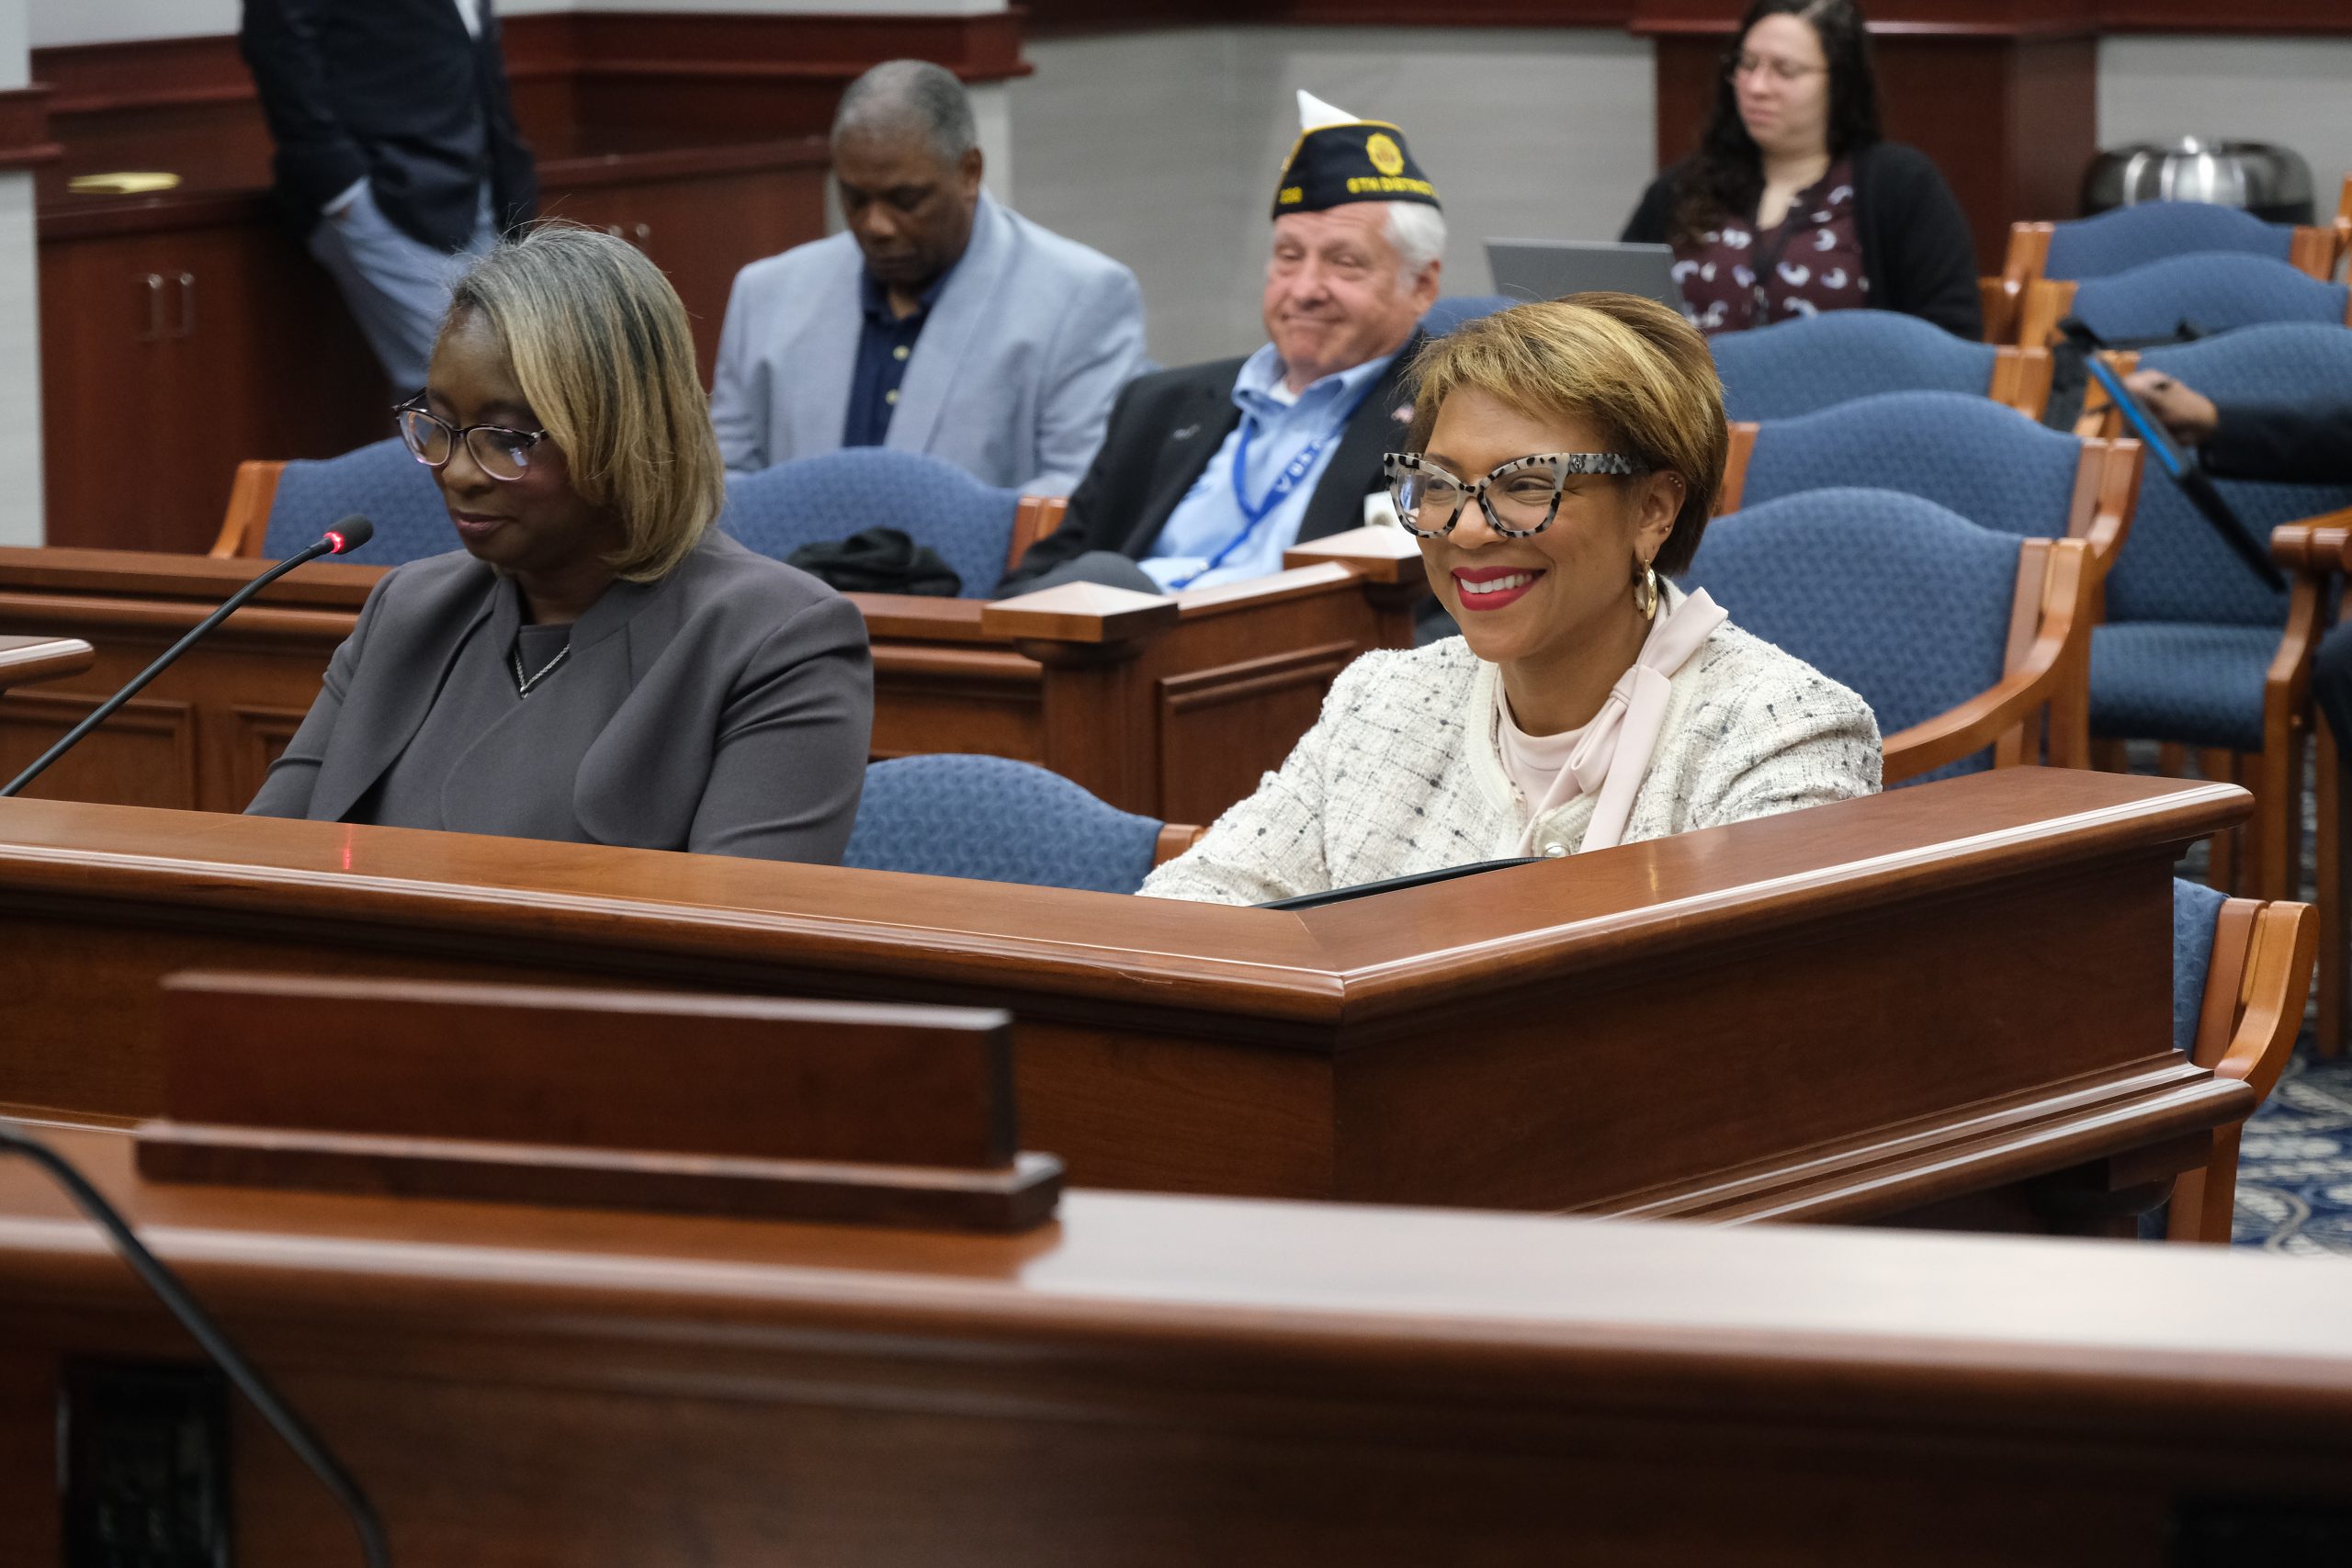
[1257,855,1544,910]
[2085,355,2286,591]
[1485,240,1686,310]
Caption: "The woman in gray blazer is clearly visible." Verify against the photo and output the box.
[249,226,874,863]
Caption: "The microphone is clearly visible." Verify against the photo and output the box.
[1,516,376,799]
[0,1121,391,1566]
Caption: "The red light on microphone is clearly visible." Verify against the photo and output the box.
[323,531,349,555]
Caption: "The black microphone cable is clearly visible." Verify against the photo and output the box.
[0,1120,391,1567]
[1,515,377,798]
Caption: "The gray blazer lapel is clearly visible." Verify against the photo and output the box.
[308,580,500,824]
[888,191,1012,460]
[785,239,866,457]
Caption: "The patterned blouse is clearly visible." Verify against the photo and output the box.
[1670,160,1868,335]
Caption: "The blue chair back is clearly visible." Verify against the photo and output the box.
[1710,310,2001,423]
[2171,876,2229,1059]
[722,449,1018,599]
[1741,390,2083,540]
[2069,253,2348,344]
[261,437,454,564]
[1421,295,1517,337]
[1681,487,2019,777]
[2104,323,2352,628]
[842,754,1164,894]
[2044,202,2296,282]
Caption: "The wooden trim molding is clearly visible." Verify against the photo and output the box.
[1030,0,2348,31]
[34,10,1029,120]
[1026,0,1636,28]
[0,86,60,172]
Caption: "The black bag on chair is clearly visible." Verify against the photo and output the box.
[784,527,962,596]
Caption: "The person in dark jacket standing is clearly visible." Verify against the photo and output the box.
[1621,0,1979,340]
[241,0,539,390]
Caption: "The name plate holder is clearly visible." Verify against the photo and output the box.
[134,974,1062,1232]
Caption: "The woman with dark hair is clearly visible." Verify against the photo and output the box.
[1621,0,1979,339]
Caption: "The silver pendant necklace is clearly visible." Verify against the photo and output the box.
[510,640,571,697]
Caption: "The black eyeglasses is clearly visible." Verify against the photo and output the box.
[1384,451,1647,539]
[394,401,549,482]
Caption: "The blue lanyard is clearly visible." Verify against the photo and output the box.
[1164,381,1371,591]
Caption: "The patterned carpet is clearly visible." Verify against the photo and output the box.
[2233,1043,2352,1252]
[2158,742,2352,1253]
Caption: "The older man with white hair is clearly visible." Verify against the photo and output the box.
[998,92,1445,600]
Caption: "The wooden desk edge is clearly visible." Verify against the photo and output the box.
[2,1131,2352,1426]
[0,775,2249,1030]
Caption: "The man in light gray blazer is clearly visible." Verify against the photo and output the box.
[709,60,1146,496]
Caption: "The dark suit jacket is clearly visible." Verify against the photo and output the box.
[2205,402,2352,487]
[247,530,874,863]
[240,0,538,252]
[998,336,1426,593]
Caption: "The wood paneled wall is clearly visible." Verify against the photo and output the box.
[30,11,1027,554]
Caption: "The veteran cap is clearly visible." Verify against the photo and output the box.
[1272,90,1441,220]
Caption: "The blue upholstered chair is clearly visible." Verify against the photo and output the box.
[224,438,454,564]
[1681,487,2095,783]
[1724,389,2140,564]
[842,754,1177,894]
[1420,295,1516,338]
[1990,204,2341,346]
[2088,323,2352,898]
[1709,310,2047,423]
[2045,203,2309,282]
[2056,253,2351,346]
[2161,875,2317,1243]
[723,449,1020,599]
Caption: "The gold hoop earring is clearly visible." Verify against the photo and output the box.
[1633,558,1659,620]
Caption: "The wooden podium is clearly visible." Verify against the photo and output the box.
[0,769,2256,1235]
[0,536,1424,825]
[0,1130,2348,1565]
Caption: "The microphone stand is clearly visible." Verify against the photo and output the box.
[0,1122,392,1566]
[1,534,352,799]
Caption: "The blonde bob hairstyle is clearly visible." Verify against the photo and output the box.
[1403,293,1727,576]
[444,224,726,582]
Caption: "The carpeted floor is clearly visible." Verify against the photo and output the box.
[2150,743,2352,1252]
[2233,1043,2352,1252]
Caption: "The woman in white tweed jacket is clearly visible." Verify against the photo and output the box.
[1144,293,1880,907]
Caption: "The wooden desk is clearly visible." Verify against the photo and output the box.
[0,542,1419,824]
[0,1134,2348,1564]
[0,770,2255,1233]
[0,636,93,698]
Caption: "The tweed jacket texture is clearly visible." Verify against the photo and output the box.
[1141,609,1882,906]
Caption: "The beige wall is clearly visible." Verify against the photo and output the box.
[0,0,36,546]
[1012,25,1657,367]
[2098,36,2352,215]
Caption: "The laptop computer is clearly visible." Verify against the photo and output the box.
[2084,355,2285,591]
[1485,239,1686,310]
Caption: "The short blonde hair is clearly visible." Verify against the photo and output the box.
[1404,293,1727,574]
[446,225,724,581]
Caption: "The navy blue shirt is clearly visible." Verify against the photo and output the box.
[842,264,956,449]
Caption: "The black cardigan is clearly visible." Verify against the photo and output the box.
[1622,141,1981,340]
[2203,402,2352,487]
